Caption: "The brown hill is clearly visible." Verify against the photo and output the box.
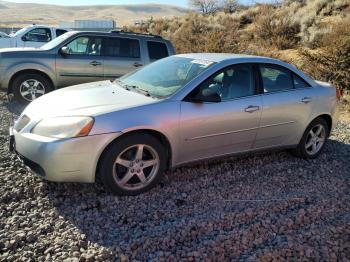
[0,0,188,27]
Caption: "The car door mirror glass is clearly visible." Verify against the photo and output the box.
[60,46,70,56]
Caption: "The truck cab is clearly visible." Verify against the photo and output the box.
[0,25,69,48]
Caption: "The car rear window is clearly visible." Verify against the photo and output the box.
[293,73,311,89]
[147,41,169,60]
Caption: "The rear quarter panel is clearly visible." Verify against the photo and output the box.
[308,83,339,133]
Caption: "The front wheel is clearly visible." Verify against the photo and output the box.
[98,133,167,195]
[12,73,53,105]
[293,118,329,159]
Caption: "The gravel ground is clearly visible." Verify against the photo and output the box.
[0,92,349,261]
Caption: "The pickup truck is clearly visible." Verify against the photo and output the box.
[0,25,69,49]
[0,30,175,105]
[0,32,9,38]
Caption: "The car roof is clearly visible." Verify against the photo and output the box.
[175,53,281,63]
[71,30,164,40]
[174,53,317,87]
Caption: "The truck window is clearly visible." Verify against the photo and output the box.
[56,29,68,37]
[147,41,169,60]
[104,37,140,58]
[24,28,52,42]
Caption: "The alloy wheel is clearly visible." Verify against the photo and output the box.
[113,144,160,191]
[20,79,46,102]
[305,124,326,156]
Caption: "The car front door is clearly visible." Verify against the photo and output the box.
[254,63,315,149]
[21,27,52,48]
[178,64,262,164]
[102,36,144,80]
[56,35,104,87]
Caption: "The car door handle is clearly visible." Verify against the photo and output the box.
[301,97,312,103]
[133,62,143,67]
[90,61,102,66]
[244,105,260,113]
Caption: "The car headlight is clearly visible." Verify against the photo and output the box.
[31,116,94,139]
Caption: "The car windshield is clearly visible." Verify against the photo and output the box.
[118,56,216,98]
[12,26,30,37]
[40,31,75,50]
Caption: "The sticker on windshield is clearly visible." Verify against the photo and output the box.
[191,59,214,66]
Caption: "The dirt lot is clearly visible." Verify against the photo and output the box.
[0,92,349,261]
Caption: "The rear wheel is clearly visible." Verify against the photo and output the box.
[12,73,53,105]
[293,118,329,159]
[98,133,167,195]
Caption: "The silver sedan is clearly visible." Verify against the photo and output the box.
[10,54,340,195]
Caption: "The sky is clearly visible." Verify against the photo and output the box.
[3,0,275,7]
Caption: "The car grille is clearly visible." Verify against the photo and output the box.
[14,115,30,132]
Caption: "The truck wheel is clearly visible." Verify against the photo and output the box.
[12,73,53,105]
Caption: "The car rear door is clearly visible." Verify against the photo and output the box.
[179,63,262,164]
[55,35,104,87]
[102,36,144,80]
[254,63,315,149]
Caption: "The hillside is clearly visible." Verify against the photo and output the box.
[0,0,188,27]
[127,0,350,93]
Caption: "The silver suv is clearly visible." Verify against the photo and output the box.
[0,31,175,104]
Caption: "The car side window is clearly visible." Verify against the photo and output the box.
[56,29,67,37]
[66,36,102,56]
[259,65,294,93]
[147,41,169,60]
[103,37,140,58]
[196,64,255,101]
[24,28,52,42]
[293,73,311,89]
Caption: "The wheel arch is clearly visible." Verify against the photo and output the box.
[308,114,333,137]
[8,69,55,94]
[95,129,173,181]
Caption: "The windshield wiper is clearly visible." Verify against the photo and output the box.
[114,80,156,98]
[131,86,151,97]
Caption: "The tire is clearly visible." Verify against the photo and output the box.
[98,133,167,196]
[292,118,329,159]
[12,73,53,105]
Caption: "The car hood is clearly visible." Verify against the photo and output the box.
[0,47,41,54]
[23,81,158,119]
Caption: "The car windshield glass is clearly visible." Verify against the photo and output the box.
[118,56,215,98]
[40,31,74,50]
[12,26,29,37]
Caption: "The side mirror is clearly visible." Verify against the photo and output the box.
[21,35,28,41]
[60,46,70,56]
[190,88,221,103]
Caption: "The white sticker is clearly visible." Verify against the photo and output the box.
[191,59,214,66]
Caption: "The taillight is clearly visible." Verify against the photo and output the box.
[336,88,341,102]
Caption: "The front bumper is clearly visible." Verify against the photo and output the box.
[10,127,122,183]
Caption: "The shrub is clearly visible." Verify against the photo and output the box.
[300,19,350,92]
[251,5,301,50]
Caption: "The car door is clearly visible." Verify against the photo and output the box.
[102,36,144,80]
[21,27,52,48]
[178,63,262,164]
[55,35,104,87]
[254,63,314,149]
